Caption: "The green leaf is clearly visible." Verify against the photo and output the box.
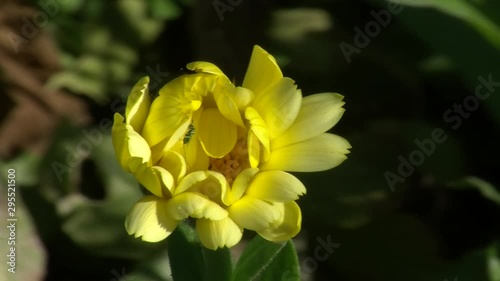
[374,0,500,125]
[38,125,160,259]
[259,240,300,281]
[168,222,205,281]
[390,0,500,50]
[117,0,167,44]
[148,0,182,20]
[447,176,500,206]
[168,222,232,281]
[202,244,232,281]
[0,152,41,186]
[488,244,500,281]
[232,236,299,281]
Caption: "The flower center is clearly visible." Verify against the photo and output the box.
[208,138,249,185]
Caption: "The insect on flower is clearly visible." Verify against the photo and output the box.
[113,45,351,250]
[183,124,196,144]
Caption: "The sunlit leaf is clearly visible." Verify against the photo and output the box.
[259,240,299,281]
[168,222,232,281]
[232,236,298,281]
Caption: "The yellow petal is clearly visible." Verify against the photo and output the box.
[252,78,302,139]
[184,137,210,172]
[263,133,351,172]
[125,76,151,133]
[228,196,281,232]
[183,109,209,171]
[151,166,175,197]
[245,107,270,152]
[159,72,217,100]
[159,150,187,183]
[196,217,243,250]
[245,171,306,202]
[142,74,206,146]
[198,108,237,158]
[166,192,228,220]
[247,130,261,168]
[258,201,301,242]
[274,93,345,149]
[125,196,178,242]
[112,113,151,173]
[232,87,254,110]
[174,171,230,205]
[242,45,283,96]
[132,161,171,198]
[261,140,271,163]
[141,95,190,147]
[168,119,192,151]
[187,61,225,76]
[158,74,205,103]
[213,83,245,127]
[150,138,169,164]
[231,168,259,203]
[186,63,244,127]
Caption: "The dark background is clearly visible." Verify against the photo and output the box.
[1,0,499,280]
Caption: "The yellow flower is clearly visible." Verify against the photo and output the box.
[112,77,223,242]
[112,46,351,250]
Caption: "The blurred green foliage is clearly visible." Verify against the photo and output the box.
[1,0,500,280]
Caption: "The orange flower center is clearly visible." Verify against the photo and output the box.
[208,138,249,185]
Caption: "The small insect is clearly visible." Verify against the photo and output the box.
[183,124,196,144]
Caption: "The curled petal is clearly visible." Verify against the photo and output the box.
[213,83,245,127]
[125,76,151,133]
[245,107,270,153]
[243,45,283,96]
[228,196,281,232]
[187,61,225,75]
[263,133,351,172]
[252,78,302,139]
[231,168,259,203]
[112,113,151,173]
[151,166,175,197]
[159,150,187,183]
[196,217,243,250]
[198,108,237,158]
[258,201,302,242]
[131,160,172,198]
[125,196,178,242]
[174,171,230,205]
[246,171,306,202]
[274,93,345,149]
[158,74,205,103]
[166,192,228,220]
[247,130,261,168]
